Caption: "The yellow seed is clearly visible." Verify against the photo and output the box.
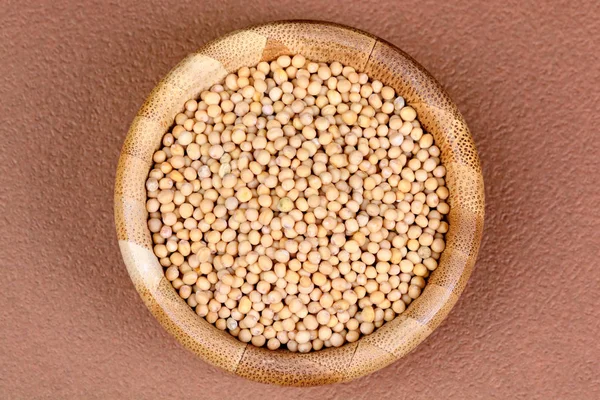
[236,187,252,203]
[277,197,294,212]
[361,306,375,322]
[204,92,221,105]
[400,106,417,121]
[238,297,252,314]
[169,170,184,182]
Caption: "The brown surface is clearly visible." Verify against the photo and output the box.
[115,21,484,385]
[1,0,599,398]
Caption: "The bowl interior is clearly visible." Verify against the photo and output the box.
[114,20,484,386]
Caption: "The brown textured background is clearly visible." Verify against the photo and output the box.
[1,0,599,398]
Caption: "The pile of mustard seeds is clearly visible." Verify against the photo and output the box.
[146,55,449,352]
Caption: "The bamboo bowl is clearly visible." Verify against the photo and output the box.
[114,20,484,386]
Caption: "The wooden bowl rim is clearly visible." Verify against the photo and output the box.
[114,20,484,386]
